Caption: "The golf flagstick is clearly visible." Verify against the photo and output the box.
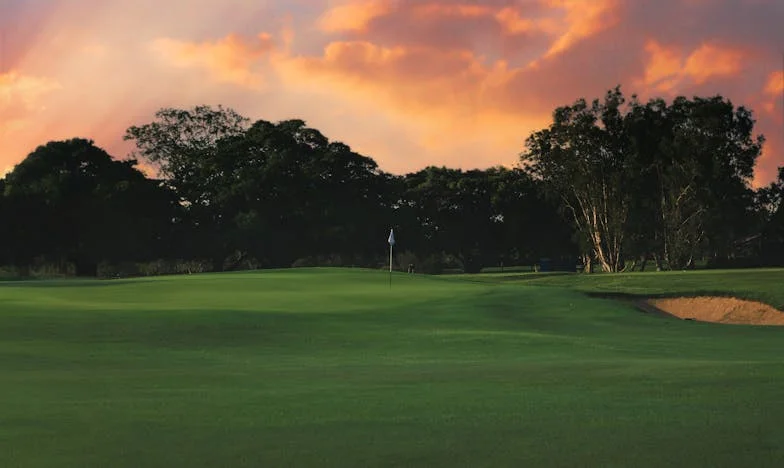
[388,228,395,288]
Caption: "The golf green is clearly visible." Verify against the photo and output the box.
[2,268,784,467]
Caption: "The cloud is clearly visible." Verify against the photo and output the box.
[316,0,623,64]
[317,1,502,35]
[0,71,61,132]
[282,40,528,122]
[540,0,621,59]
[276,39,559,173]
[640,40,683,92]
[317,1,390,33]
[1,0,783,184]
[765,71,784,96]
[150,33,276,89]
[638,40,747,94]
[0,71,63,174]
[682,43,745,84]
[495,6,559,36]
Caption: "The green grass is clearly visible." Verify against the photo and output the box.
[462,268,784,309]
[2,268,784,466]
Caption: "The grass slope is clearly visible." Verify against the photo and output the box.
[2,268,784,467]
[464,268,784,309]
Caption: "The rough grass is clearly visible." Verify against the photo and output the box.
[2,268,784,466]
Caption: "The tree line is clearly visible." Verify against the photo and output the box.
[1,87,782,277]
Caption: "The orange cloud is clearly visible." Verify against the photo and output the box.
[639,40,746,92]
[285,41,511,114]
[682,43,744,84]
[756,134,783,187]
[411,4,491,18]
[495,7,559,36]
[640,40,683,92]
[765,70,784,96]
[319,1,620,63]
[276,39,552,171]
[0,71,61,132]
[317,1,390,33]
[150,33,275,89]
[319,1,497,34]
[543,0,621,59]
[0,71,63,176]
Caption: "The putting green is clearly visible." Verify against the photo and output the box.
[2,268,784,467]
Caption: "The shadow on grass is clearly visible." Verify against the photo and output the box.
[0,278,158,288]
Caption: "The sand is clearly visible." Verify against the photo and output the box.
[646,296,784,326]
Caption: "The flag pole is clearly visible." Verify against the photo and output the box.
[389,243,392,288]
[387,228,395,288]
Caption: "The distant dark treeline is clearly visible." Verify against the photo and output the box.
[1,87,783,277]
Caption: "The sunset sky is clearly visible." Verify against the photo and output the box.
[1,0,783,185]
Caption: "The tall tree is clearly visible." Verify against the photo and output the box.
[522,87,633,272]
[523,88,763,272]
[124,106,250,268]
[628,96,763,269]
[126,110,394,269]
[124,105,250,207]
[212,119,392,267]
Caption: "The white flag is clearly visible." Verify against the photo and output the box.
[388,228,395,246]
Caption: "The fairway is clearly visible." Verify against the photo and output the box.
[2,269,784,467]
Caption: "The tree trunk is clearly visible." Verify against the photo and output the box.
[582,253,593,273]
[639,253,649,272]
[653,252,664,271]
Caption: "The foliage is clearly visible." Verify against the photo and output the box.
[1,139,177,276]
[758,168,784,264]
[523,87,632,272]
[523,87,767,272]
[1,91,781,276]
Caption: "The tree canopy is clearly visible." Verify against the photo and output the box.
[2,139,177,276]
[522,87,765,272]
[0,89,781,277]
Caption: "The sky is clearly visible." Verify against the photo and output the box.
[1,0,783,185]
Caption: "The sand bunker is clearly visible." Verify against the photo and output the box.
[646,296,784,326]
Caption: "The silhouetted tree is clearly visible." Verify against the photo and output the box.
[523,87,633,272]
[399,166,574,273]
[125,109,394,268]
[627,95,763,269]
[759,167,784,265]
[3,139,177,276]
[523,87,764,272]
